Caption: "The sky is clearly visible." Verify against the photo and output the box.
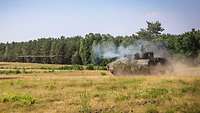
[0,0,200,42]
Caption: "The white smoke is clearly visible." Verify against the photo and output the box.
[92,40,169,59]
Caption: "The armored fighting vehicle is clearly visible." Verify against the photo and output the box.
[107,52,172,75]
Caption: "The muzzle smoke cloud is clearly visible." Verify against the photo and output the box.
[92,40,169,59]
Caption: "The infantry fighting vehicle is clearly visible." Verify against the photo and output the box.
[107,52,172,75]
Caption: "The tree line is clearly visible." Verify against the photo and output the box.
[0,21,200,65]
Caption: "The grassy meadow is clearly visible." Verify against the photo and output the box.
[0,62,200,113]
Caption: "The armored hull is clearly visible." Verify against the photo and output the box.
[107,52,172,75]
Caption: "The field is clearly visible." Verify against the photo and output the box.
[0,62,200,113]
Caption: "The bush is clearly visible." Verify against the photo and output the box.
[86,64,94,70]
[58,65,84,70]
[100,72,107,76]
[57,65,106,71]
[95,66,107,70]
[15,69,21,74]
[59,65,72,70]
[0,70,22,75]
[72,65,84,70]
[49,69,55,72]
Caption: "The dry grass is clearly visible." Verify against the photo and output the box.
[0,62,200,113]
[0,62,64,69]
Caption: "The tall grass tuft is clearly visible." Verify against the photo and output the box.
[79,90,91,113]
[0,94,36,105]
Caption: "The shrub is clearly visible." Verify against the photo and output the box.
[86,64,94,70]
[49,69,55,72]
[100,72,107,76]
[0,70,22,74]
[15,69,21,74]
[59,65,73,70]
[72,65,84,70]
[58,65,84,70]
[94,66,107,70]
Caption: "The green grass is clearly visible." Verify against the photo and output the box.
[135,88,169,99]
[0,94,36,105]
[58,65,84,70]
